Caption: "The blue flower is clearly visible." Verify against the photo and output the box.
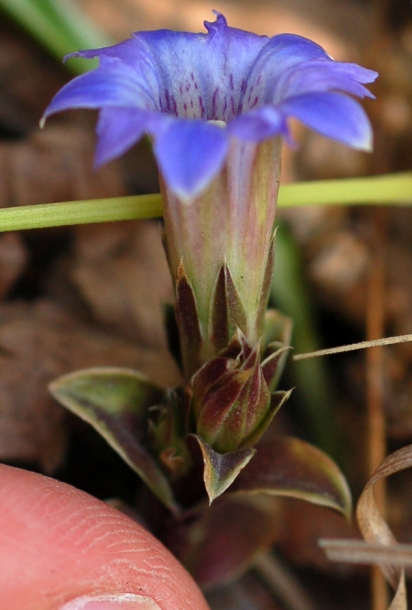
[44,11,377,201]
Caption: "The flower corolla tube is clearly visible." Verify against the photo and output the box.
[44,11,377,202]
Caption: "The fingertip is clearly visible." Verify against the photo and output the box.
[0,465,209,610]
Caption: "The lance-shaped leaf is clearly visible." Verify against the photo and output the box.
[188,434,255,504]
[230,437,352,518]
[49,367,178,512]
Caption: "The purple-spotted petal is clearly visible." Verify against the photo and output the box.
[279,91,373,150]
[154,120,228,200]
[133,12,268,121]
[43,12,377,196]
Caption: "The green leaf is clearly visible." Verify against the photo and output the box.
[0,0,111,74]
[49,367,178,512]
[188,435,255,504]
[230,437,352,518]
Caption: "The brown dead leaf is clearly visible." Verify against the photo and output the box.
[0,123,127,209]
[71,220,173,349]
[0,233,28,299]
[0,299,180,472]
[320,445,412,610]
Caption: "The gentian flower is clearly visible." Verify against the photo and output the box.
[46,13,374,511]
[44,11,377,379]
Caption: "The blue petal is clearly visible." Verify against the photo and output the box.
[43,62,157,118]
[154,120,229,200]
[228,106,289,142]
[95,107,154,166]
[274,61,377,102]
[241,33,377,111]
[134,12,268,121]
[279,91,373,150]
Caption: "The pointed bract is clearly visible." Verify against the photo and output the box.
[189,434,255,503]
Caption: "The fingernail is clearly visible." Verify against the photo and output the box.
[59,593,162,610]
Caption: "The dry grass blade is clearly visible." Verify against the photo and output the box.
[319,445,412,610]
[319,540,412,567]
[293,334,412,361]
[357,445,412,610]
[357,445,412,589]
[320,445,412,610]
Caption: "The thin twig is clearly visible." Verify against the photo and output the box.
[365,209,388,610]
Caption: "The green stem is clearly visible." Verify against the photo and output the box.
[0,172,411,233]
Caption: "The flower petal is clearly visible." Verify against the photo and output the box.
[241,33,377,111]
[228,106,289,142]
[279,91,373,150]
[43,62,157,119]
[95,107,154,166]
[275,60,378,102]
[154,120,229,200]
[240,33,330,112]
[133,12,268,121]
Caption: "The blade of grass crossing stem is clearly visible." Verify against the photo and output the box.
[0,173,411,233]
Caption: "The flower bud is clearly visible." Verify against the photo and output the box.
[190,332,272,453]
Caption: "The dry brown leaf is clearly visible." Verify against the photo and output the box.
[320,445,412,610]
[0,233,28,299]
[0,299,180,472]
[0,123,127,209]
[71,220,173,349]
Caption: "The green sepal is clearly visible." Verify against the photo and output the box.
[188,434,255,504]
[230,437,352,518]
[193,338,270,453]
[175,260,203,379]
[210,263,247,354]
[49,367,178,512]
[238,390,292,450]
[256,229,276,333]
